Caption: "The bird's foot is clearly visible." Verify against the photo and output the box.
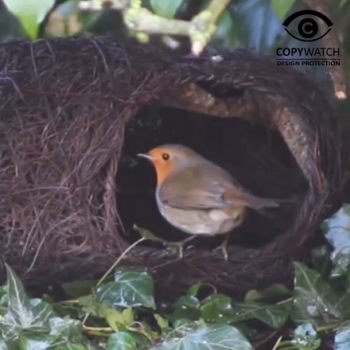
[174,236,197,259]
[213,244,228,261]
[213,234,230,261]
[178,244,184,259]
[222,245,228,261]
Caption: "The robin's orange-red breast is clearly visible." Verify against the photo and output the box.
[138,144,278,260]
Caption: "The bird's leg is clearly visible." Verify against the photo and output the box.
[214,233,230,261]
[177,235,197,258]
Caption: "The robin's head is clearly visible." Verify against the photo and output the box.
[138,144,204,184]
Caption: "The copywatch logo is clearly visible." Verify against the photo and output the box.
[283,10,333,42]
[276,9,340,67]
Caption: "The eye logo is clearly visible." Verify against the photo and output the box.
[282,10,333,42]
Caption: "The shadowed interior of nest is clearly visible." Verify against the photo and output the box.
[118,106,307,250]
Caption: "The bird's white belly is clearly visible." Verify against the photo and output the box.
[157,201,242,236]
[155,186,245,235]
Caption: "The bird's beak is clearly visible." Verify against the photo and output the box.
[137,153,155,161]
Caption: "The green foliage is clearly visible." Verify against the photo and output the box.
[244,283,293,301]
[292,262,350,326]
[289,323,321,350]
[1,209,350,349]
[62,279,98,299]
[2,0,55,39]
[271,0,297,19]
[231,300,292,329]
[274,323,321,350]
[107,332,138,350]
[335,321,350,350]
[0,265,93,349]
[95,266,156,310]
[323,205,350,279]
[233,0,282,51]
[150,322,254,350]
[212,10,237,47]
[150,0,183,19]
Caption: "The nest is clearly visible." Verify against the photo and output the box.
[0,36,345,299]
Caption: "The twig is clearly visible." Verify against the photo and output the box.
[96,237,147,287]
[78,0,130,11]
[254,331,281,350]
[79,0,232,55]
[190,0,231,54]
[83,325,112,336]
[303,0,347,99]
[271,336,283,350]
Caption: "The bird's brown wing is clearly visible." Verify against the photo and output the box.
[158,163,246,210]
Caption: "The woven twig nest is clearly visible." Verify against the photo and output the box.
[0,36,345,299]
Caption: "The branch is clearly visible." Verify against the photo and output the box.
[189,0,231,54]
[303,0,347,99]
[79,0,232,55]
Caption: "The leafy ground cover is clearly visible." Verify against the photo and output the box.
[1,206,350,349]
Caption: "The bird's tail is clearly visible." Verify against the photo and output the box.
[224,188,279,211]
[244,196,279,211]
[244,196,300,212]
[223,188,299,212]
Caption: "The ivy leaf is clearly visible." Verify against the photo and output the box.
[291,323,321,349]
[171,295,201,321]
[4,263,31,325]
[49,317,82,337]
[186,282,202,297]
[311,245,331,277]
[150,0,182,19]
[154,314,169,330]
[292,262,350,326]
[133,224,166,244]
[0,339,6,350]
[107,332,138,350]
[77,294,103,317]
[48,317,93,350]
[151,323,254,350]
[323,205,350,278]
[2,0,55,39]
[245,284,293,302]
[271,0,297,19]
[0,265,54,341]
[335,321,350,350]
[10,334,57,350]
[201,294,234,324]
[96,266,155,309]
[98,305,134,331]
[0,286,8,308]
[231,300,292,329]
[62,280,97,299]
[49,343,86,350]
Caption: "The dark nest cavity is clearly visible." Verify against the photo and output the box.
[118,106,306,250]
[0,35,346,299]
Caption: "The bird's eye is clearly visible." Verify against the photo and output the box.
[162,153,170,161]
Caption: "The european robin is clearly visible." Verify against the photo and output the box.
[138,144,278,260]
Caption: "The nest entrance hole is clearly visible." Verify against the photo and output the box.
[117,106,307,251]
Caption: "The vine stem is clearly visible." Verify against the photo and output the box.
[96,237,147,287]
